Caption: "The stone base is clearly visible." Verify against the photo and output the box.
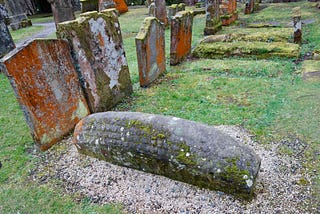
[204,24,222,35]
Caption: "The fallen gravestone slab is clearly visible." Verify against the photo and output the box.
[192,41,300,59]
[74,112,261,199]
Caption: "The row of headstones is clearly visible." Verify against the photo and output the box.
[1,9,132,151]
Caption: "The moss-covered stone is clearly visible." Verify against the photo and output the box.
[192,41,300,59]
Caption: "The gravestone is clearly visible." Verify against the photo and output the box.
[177,3,186,11]
[244,0,254,14]
[170,11,193,65]
[4,0,32,30]
[80,0,99,12]
[57,9,133,113]
[98,0,115,11]
[154,0,168,26]
[0,3,15,58]
[148,1,155,16]
[114,0,128,13]
[48,0,75,27]
[73,111,261,199]
[135,17,166,87]
[293,7,302,44]
[168,4,177,21]
[220,0,237,26]
[204,0,222,35]
[1,39,90,151]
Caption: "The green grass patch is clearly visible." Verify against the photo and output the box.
[10,25,45,43]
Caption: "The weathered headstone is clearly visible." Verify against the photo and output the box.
[1,39,90,150]
[0,3,15,58]
[293,7,302,44]
[114,0,128,13]
[80,0,99,12]
[57,9,133,113]
[204,0,222,35]
[98,0,115,11]
[154,0,168,26]
[135,17,166,87]
[244,0,254,14]
[170,11,193,65]
[177,3,186,11]
[148,1,155,16]
[4,0,32,30]
[220,0,238,26]
[48,0,76,27]
[73,112,261,199]
[168,4,177,21]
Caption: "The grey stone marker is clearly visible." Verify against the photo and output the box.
[0,4,15,59]
[74,112,261,199]
[48,0,76,27]
[293,7,302,44]
[204,0,222,35]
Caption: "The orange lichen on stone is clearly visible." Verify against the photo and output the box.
[1,39,90,151]
[135,17,166,87]
[170,11,193,65]
[114,0,128,13]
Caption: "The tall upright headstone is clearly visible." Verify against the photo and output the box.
[220,0,237,26]
[0,3,15,58]
[170,11,193,65]
[1,39,90,150]
[48,0,75,27]
[154,0,168,26]
[135,17,166,87]
[57,9,133,113]
[293,7,302,44]
[204,0,222,35]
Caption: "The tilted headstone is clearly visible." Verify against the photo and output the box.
[73,112,261,199]
[220,0,237,26]
[154,0,168,26]
[148,2,155,16]
[0,4,15,58]
[170,11,193,65]
[48,0,75,27]
[135,17,166,87]
[98,0,115,11]
[293,7,302,44]
[244,0,254,14]
[114,0,128,13]
[1,39,90,150]
[57,9,133,113]
[204,0,222,35]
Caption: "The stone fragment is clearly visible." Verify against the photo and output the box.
[114,0,128,13]
[135,17,166,87]
[170,11,193,65]
[154,0,168,26]
[1,39,90,150]
[220,0,238,26]
[204,0,222,35]
[293,7,302,44]
[0,4,15,58]
[48,0,75,27]
[98,0,115,11]
[57,10,133,113]
[73,111,261,199]
[80,0,99,12]
[244,0,254,14]
[148,2,155,16]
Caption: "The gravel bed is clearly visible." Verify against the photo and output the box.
[30,125,315,213]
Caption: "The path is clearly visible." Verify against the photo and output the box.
[16,22,56,47]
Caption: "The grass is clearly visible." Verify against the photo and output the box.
[1,2,320,212]
[10,25,45,43]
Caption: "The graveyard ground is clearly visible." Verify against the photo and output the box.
[0,1,319,213]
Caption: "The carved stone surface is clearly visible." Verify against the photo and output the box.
[154,0,168,26]
[135,17,166,87]
[48,0,75,27]
[170,11,193,65]
[57,10,133,113]
[204,0,222,35]
[73,111,261,199]
[1,39,90,150]
[0,4,15,58]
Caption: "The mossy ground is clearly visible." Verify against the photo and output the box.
[1,2,320,212]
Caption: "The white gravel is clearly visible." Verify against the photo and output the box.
[31,125,316,213]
